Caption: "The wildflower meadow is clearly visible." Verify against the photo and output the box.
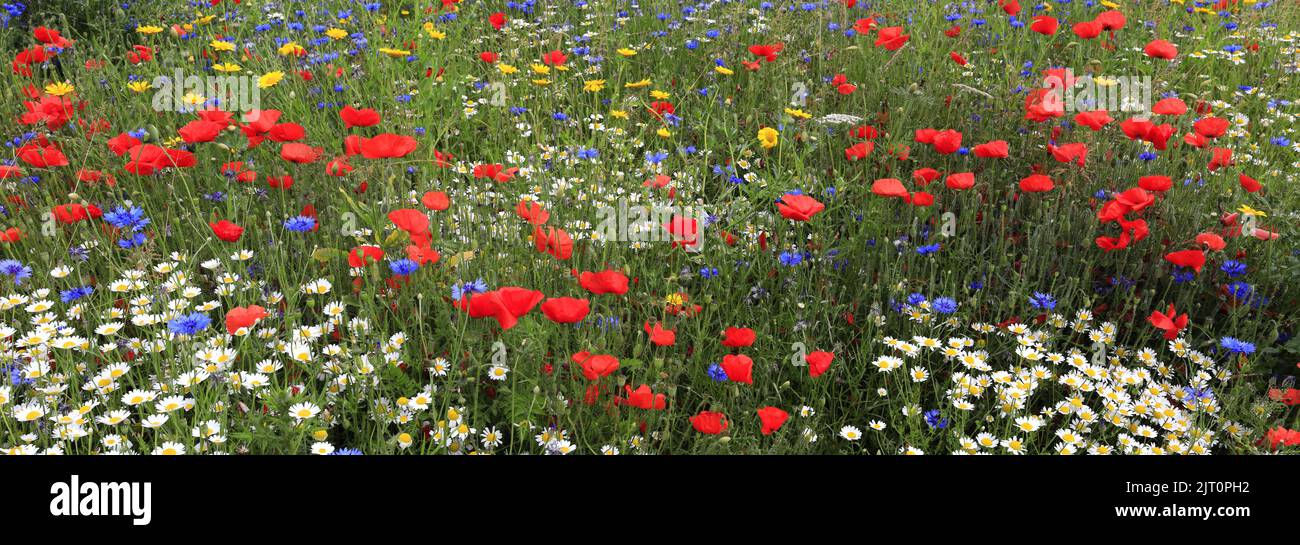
[1,0,1298,458]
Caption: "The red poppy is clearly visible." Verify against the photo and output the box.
[1019,174,1055,193]
[945,172,975,190]
[280,143,323,163]
[339,105,381,128]
[579,269,629,295]
[1144,39,1178,60]
[1151,98,1187,116]
[489,12,507,30]
[1072,20,1102,40]
[360,133,418,159]
[806,351,834,377]
[1193,117,1229,139]
[1029,15,1058,35]
[17,143,68,168]
[209,219,244,242]
[540,49,568,66]
[225,305,268,335]
[872,178,910,198]
[473,163,520,183]
[1165,249,1206,273]
[515,200,549,225]
[422,191,450,211]
[1137,175,1172,192]
[178,119,224,143]
[690,411,728,435]
[949,51,967,66]
[1048,142,1088,167]
[757,406,789,435]
[0,227,21,243]
[388,209,429,236]
[852,18,877,34]
[845,141,874,161]
[999,0,1021,16]
[575,352,620,380]
[1264,428,1300,449]
[534,225,573,260]
[540,297,590,323]
[664,214,700,249]
[1095,10,1126,31]
[1207,147,1233,171]
[931,129,963,154]
[1148,303,1188,340]
[53,203,101,224]
[1239,174,1262,193]
[722,327,756,347]
[776,194,825,222]
[643,321,676,346]
[267,123,306,142]
[325,156,353,176]
[1074,110,1112,130]
[123,144,196,175]
[625,385,666,410]
[267,175,294,190]
[106,133,142,156]
[1196,232,1226,251]
[478,51,498,64]
[721,354,754,384]
[348,245,385,268]
[972,140,1009,158]
[747,43,784,62]
[874,26,910,50]
[455,287,544,330]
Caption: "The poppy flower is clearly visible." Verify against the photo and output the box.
[1151,98,1187,116]
[106,133,142,156]
[388,209,430,236]
[360,133,418,159]
[1196,232,1226,251]
[178,119,224,143]
[931,129,963,154]
[0,227,21,243]
[1207,147,1233,171]
[1048,142,1088,167]
[1193,117,1229,139]
[999,0,1021,16]
[540,297,590,323]
[757,406,789,435]
[1148,304,1189,340]
[690,411,729,435]
[972,140,1009,158]
[1239,174,1262,193]
[540,49,568,66]
[267,175,294,190]
[1029,15,1058,35]
[1138,175,1172,192]
[664,214,701,249]
[1073,110,1112,130]
[339,105,381,128]
[644,174,672,189]
[406,242,441,265]
[872,178,910,198]
[853,18,877,34]
[455,287,544,330]
[325,156,353,176]
[422,191,450,211]
[643,321,676,346]
[1071,20,1102,39]
[1023,87,1064,122]
[280,143,323,163]
[534,226,573,260]
[266,123,306,142]
[123,144,196,175]
[209,219,244,242]
[945,172,975,190]
[489,12,507,30]
[806,351,834,377]
[722,327,757,348]
[575,352,620,380]
[17,143,68,168]
[0,165,23,179]
[1144,39,1178,60]
[948,51,968,66]
[53,203,101,224]
[473,163,520,183]
[845,141,874,161]
[874,26,910,50]
[515,200,550,225]
[478,51,498,64]
[1263,427,1300,449]
[1165,249,1206,273]
[579,269,629,295]
[720,354,754,384]
[225,305,268,335]
[1019,174,1055,193]
[625,385,667,410]
[747,43,784,62]
[1095,9,1127,31]
[1114,187,1155,213]
[776,194,825,222]
[348,245,385,267]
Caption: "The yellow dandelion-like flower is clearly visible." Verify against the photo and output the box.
[127,81,152,93]
[715,65,734,75]
[532,79,552,86]
[624,78,651,88]
[258,71,285,89]
[610,109,629,119]
[530,63,551,75]
[498,63,518,75]
[44,82,74,97]
[757,127,779,149]
[181,93,206,107]
[278,42,305,56]
[785,108,812,120]
[1237,204,1266,217]
[135,25,164,35]
[212,62,242,73]
[617,48,637,57]
[650,89,670,100]
[326,28,348,40]
[379,47,411,58]
[657,127,671,138]
[583,79,606,92]
[210,40,235,52]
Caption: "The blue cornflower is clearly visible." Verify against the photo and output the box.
[451,278,489,301]
[906,293,928,306]
[1029,292,1057,311]
[168,312,211,336]
[932,297,958,314]
[917,243,941,255]
[329,448,364,455]
[103,205,150,232]
[699,267,719,279]
[778,251,803,266]
[0,259,31,284]
[1219,337,1256,355]
[923,410,950,429]
[1220,260,1247,278]
[707,363,728,382]
[60,286,94,303]
[389,259,419,276]
[1227,281,1252,300]
[284,216,317,232]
